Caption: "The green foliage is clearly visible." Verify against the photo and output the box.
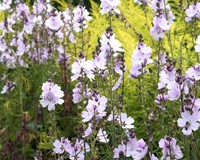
[0,11,3,21]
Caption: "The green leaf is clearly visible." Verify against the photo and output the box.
[38,142,53,150]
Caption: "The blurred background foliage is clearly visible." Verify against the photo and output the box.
[0,0,200,159]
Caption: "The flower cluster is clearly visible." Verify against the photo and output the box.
[177,109,200,136]
[3,0,200,159]
[0,0,12,10]
[73,5,92,32]
[150,0,175,40]
[130,42,153,78]
[53,137,90,160]
[1,80,16,94]
[81,93,107,123]
[100,0,121,14]
[108,112,134,129]
[45,15,64,30]
[71,57,95,82]
[94,27,124,70]
[95,27,125,90]
[72,82,91,104]
[186,64,200,81]
[157,54,182,101]
[185,2,200,22]
[40,81,64,111]
[113,132,148,159]
[0,1,92,67]
[159,136,183,159]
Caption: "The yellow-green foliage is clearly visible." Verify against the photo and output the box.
[0,11,4,22]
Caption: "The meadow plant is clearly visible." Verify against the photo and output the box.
[1,0,200,159]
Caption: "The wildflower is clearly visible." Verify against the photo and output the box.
[113,143,126,158]
[195,36,200,52]
[100,32,124,55]
[150,0,175,40]
[45,15,64,30]
[167,81,181,101]
[94,53,107,70]
[130,42,153,78]
[155,94,169,105]
[112,75,123,91]
[16,3,30,17]
[177,111,200,136]
[94,30,124,71]
[57,45,70,65]
[71,58,95,81]
[158,67,176,89]
[100,0,120,14]
[117,112,134,129]
[150,16,171,40]
[149,153,159,160]
[33,0,46,14]
[150,21,165,40]
[151,0,165,11]
[73,5,92,32]
[83,123,92,138]
[114,133,148,159]
[126,137,148,160]
[185,3,200,22]
[53,137,70,154]
[81,95,107,122]
[159,136,183,160]
[1,80,15,94]
[68,139,90,160]
[186,64,200,81]
[40,81,64,111]
[0,0,12,10]
[97,128,109,143]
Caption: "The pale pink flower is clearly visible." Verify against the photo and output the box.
[130,42,153,78]
[53,139,65,154]
[195,36,200,52]
[159,136,183,160]
[40,81,64,111]
[186,64,200,81]
[16,3,30,16]
[71,58,95,81]
[113,143,125,158]
[185,3,200,22]
[45,15,64,30]
[81,95,107,122]
[100,0,120,14]
[149,153,159,160]
[1,80,15,94]
[117,112,134,129]
[68,139,90,160]
[73,5,92,32]
[112,75,123,91]
[126,137,148,160]
[177,111,200,136]
[83,123,92,138]
[97,128,109,143]
[167,81,181,101]
[0,0,12,10]
[150,22,165,40]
